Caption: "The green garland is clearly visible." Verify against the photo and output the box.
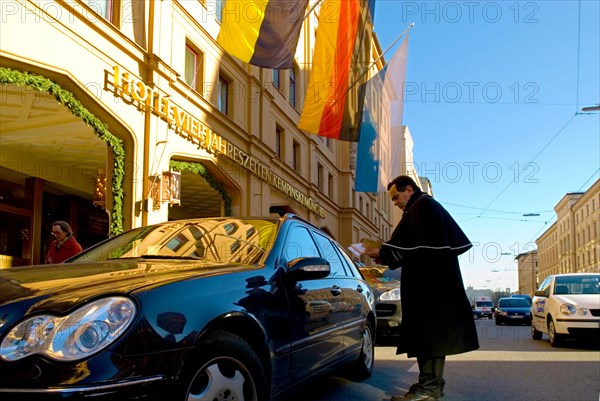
[169,160,232,216]
[0,67,125,235]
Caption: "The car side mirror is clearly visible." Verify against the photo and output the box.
[287,257,330,281]
[534,290,546,297]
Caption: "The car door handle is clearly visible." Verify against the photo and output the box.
[356,284,363,293]
[331,285,342,296]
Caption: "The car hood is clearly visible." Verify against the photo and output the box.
[367,281,400,298]
[0,259,256,314]
[552,294,600,307]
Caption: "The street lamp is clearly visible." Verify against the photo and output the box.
[581,105,600,112]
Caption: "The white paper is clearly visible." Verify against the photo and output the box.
[348,243,366,257]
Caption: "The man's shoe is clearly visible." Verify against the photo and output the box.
[390,390,441,401]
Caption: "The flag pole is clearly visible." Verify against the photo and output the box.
[347,22,414,93]
[304,0,325,21]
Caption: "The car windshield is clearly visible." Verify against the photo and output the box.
[554,275,600,295]
[499,298,529,308]
[70,218,277,264]
[476,301,493,307]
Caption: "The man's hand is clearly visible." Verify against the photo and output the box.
[365,248,380,259]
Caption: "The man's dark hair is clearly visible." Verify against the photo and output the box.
[387,175,421,192]
[53,220,73,236]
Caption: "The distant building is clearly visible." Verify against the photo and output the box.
[533,179,600,286]
[515,250,538,296]
[465,286,493,305]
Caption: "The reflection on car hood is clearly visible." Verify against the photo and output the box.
[367,281,400,297]
[0,260,255,312]
[551,294,600,307]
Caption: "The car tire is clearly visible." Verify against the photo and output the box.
[495,318,502,325]
[548,319,564,347]
[348,323,374,380]
[531,324,543,340]
[181,330,268,401]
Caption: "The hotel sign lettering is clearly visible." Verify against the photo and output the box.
[107,66,326,218]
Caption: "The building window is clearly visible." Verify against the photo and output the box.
[273,69,280,89]
[275,126,283,158]
[328,173,334,199]
[83,0,118,23]
[288,67,296,108]
[317,164,324,192]
[292,140,300,172]
[215,0,224,23]
[218,74,231,116]
[184,43,203,92]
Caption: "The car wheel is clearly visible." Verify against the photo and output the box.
[349,323,374,380]
[182,331,268,401]
[548,319,564,347]
[531,323,543,340]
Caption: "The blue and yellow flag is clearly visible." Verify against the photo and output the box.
[355,36,409,192]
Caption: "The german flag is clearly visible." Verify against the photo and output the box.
[298,0,375,141]
[217,0,309,69]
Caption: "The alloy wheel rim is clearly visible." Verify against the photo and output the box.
[186,357,257,401]
[363,328,374,368]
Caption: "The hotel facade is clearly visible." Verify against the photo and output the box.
[0,0,420,267]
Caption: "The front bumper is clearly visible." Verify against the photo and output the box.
[374,302,402,344]
[496,314,532,324]
[555,318,600,337]
[0,376,165,400]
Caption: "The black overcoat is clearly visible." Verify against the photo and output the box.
[379,191,479,358]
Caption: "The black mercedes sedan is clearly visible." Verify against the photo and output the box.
[0,215,376,400]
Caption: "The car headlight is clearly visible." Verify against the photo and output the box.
[560,303,577,316]
[380,287,401,301]
[578,308,589,316]
[1,297,136,362]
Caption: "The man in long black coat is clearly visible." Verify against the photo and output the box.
[366,175,479,401]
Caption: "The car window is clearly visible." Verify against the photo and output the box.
[499,298,529,307]
[281,225,319,262]
[554,275,600,295]
[537,276,552,296]
[312,232,346,276]
[70,219,274,264]
[334,243,360,278]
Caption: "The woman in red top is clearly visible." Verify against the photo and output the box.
[45,221,83,264]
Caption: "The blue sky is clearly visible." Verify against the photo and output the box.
[372,0,600,291]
